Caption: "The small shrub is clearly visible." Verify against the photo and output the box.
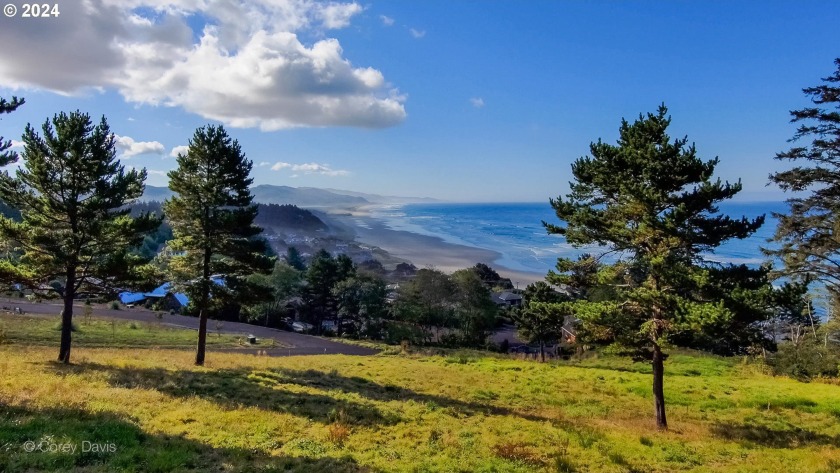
[128,322,139,330]
[639,436,653,447]
[326,422,350,446]
[285,438,327,456]
[438,333,462,348]
[550,438,576,473]
[427,429,442,446]
[768,340,839,380]
[554,454,577,473]
[0,324,6,345]
[110,301,120,310]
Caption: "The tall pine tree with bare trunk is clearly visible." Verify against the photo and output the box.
[165,125,272,366]
[0,96,26,284]
[768,58,840,308]
[0,96,24,166]
[0,111,160,363]
[545,105,763,429]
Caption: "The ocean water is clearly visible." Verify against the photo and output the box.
[370,201,788,276]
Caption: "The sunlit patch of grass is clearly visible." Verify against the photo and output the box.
[0,333,839,471]
[0,313,282,349]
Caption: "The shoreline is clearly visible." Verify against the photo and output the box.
[325,206,546,286]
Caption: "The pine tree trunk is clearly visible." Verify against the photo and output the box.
[57,268,76,364]
[195,243,211,366]
[652,342,667,430]
[539,339,545,362]
[195,309,208,365]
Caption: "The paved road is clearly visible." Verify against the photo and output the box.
[1,299,378,357]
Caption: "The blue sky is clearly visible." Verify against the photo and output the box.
[0,0,838,202]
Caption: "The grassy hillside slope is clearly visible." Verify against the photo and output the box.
[0,318,838,472]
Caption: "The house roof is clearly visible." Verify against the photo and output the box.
[494,291,522,301]
[119,277,226,307]
[118,292,146,305]
[173,293,190,307]
[144,283,172,298]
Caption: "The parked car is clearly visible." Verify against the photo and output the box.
[291,321,313,333]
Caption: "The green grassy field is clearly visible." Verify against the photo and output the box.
[0,314,279,349]
[0,316,838,472]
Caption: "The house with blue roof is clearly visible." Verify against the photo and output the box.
[118,277,225,312]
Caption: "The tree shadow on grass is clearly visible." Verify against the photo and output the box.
[0,402,379,472]
[262,367,554,423]
[52,362,400,426]
[46,362,553,426]
[710,422,840,449]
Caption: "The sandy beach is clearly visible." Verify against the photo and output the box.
[327,209,545,286]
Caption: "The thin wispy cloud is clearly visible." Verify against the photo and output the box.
[470,97,485,108]
[409,28,426,39]
[258,161,271,167]
[270,161,349,176]
[379,15,394,26]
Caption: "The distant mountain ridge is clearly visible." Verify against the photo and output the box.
[140,185,439,207]
[321,188,440,204]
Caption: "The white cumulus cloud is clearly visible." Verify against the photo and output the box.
[379,15,394,26]
[115,135,165,157]
[470,97,485,108]
[270,161,348,176]
[169,145,189,158]
[9,140,24,149]
[0,0,406,130]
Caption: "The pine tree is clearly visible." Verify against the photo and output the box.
[0,111,160,363]
[511,302,568,362]
[0,96,24,166]
[164,125,272,366]
[451,269,499,347]
[303,250,347,333]
[545,105,763,429]
[285,246,306,271]
[768,58,840,304]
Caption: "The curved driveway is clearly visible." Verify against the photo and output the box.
[2,299,378,357]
